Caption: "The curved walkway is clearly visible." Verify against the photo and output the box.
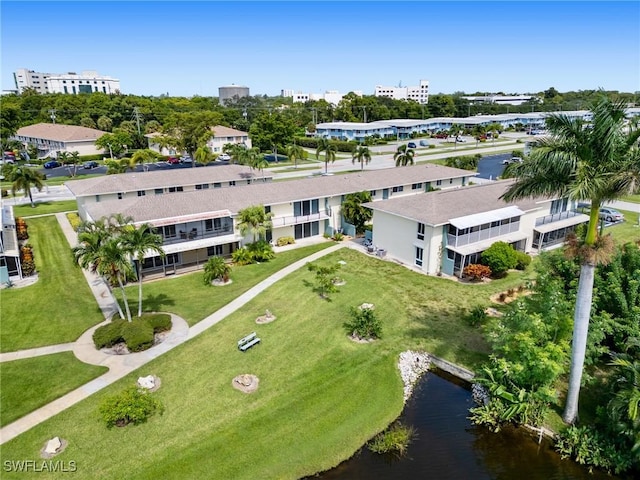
[0,243,345,445]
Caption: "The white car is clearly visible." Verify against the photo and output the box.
[502,157,523,165]
[217,153,231,161]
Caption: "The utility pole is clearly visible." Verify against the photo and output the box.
[360,106,367,123]
[131,107,143,135]
[49,109,56,124]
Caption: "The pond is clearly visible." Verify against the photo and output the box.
[311,371,616,480]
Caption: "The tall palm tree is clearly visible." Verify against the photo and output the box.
[237,205,273,243]
[122,223,164,318]
[501,96,640,424]
[394,144,415,167]
[8,165,45,207]
[352,145,372,171]
[131,149,159,171]
[96,237,135,322]
[286,143,306,169]
[250,153,269,181]
[316,138,337,174]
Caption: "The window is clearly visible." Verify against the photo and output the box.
[213,183,221,188]
[95,195,100,202]
[449,178,453,184]
[168,186,183,193]
[162,225,176,238]
[447,249,455,260]
[155,188,163,195]
[294,221,319,239]
[117,192,123,200]
[229,181,236,186]
[205,218,222,232]
[195,184,209,190]
[392,186,404,193]
[415,247,424,267]
[436,179,442,186]
[412,183,423,190]
[417,222,425,240]
[370,190,376,197]
[137,190,146,197]
[294,199,319,216]
[207,245,223,256]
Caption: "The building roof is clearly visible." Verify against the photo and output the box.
[14,123,106,142]
[365,180,545,226]
[82,163,473,224]
[65,164,271,196]
[210,125,249,138]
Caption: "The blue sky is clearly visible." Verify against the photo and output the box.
[1,1,639,97]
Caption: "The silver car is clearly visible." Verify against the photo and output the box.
[599,208,624,222]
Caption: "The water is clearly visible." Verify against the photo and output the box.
[313,371,616,480]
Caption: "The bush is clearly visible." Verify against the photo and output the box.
[143,313,171,333]
[1,189,8,198]
[276,236,295,247]
[344,305,382,339]
[466,305,488,327]
[122,320,154,352]
[203,256,232,284]
[463,263,492,281]
[515,251,531,270]
[332,232,344,241]
[16,218,28,240]
[247,240,275,262]
[231,247,253,266]
[66,212,82,231]
[368,422,416,457]
[93,320,125,349]
[481,242,519,277]
[99,386,163,428]
[93,315,167,350]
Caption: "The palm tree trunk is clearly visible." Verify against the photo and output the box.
[28,186,35,208]
[137,263,143,318]
[116,274,133,322]
[103,276,126,319]
[562,261,596,424]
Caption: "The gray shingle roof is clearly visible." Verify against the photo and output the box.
[82,163,473,224]
[14,123,106,142]
[365,180,545,226]
[65,165,271,196]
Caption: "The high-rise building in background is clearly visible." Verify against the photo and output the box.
[218,84,250,105]
[281,89,362,106]
[13,68,120,95]
[374,79,429,104]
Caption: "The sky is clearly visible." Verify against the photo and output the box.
[1,1,639,97]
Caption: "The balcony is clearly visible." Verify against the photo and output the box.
[271,212,330,227]
[447,221,521,248]
[535,210,582,226]
[161,225,234,245]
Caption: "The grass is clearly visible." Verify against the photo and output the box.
[605,209,640,244]
[620,194,640,203]
[0,249,530,479]
[0,352,107,426]
[118,242,335,326]
[12,200,78,218]
[0,216,105,353]
[1,174,102,189]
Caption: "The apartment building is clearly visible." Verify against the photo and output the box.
[12,123,106,159]
[145,126,251,156]
[13,69,120,95]
[374,80,429,104]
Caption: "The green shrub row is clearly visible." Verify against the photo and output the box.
[294,137,358,153]
[276,236,295,246]
[66,212,82,231]
[93,314,172,352]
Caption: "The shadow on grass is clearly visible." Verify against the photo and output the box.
[138,293,176,313]
[302,279,335,302]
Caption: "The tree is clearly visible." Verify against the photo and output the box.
[250,152,269,180]
[394,144,415,166]
[122,223,164,317]
[131,149,159,171]
[286,143,306,169]
[164,111,222,166]
[501,96,640,424]
[236,205,273,243]
[608,342,640,457]
[203,256,232,285]
[194,145,215,166]
[341,191,373,234]
[95,132,132,158]
[248,110,297,152]
[315,138,337,174]
[307,262,341,300]
[97,116,113,132]
[481,242,518,277]
[7,165,45,207]
[352,145,372,171]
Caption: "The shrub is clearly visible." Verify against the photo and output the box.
[93,320,125,349]
[1,189,8,197]
[344,305,382,339]
[332,232,344,242]
[466,305,488,327]
[66,212,82,231]
[515,251,531,270]
[203,256,232,284]
[20,244,36,275]
[463,263,492,281]
[247,240,275,262]
[481,242,519,277]
[99,386,163,428]
[16,218,28,240]
[143,313,171,333]
[276,236,295,247]
[368,422,416,457]
[122,320,154,352]
[231,247,253,266]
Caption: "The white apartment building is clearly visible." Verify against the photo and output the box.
[146,125,251,156]
[282,89,363,106]
[13,68,120,95]
[375,80,429,104]
[12,123,107,159]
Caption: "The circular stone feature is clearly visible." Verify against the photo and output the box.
[212,279,233,287]
[232,374,259,394]
[256,309,276,324]
[137,375,161,392]
[40,437,68,459]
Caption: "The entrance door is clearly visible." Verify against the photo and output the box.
[382,188,389,199]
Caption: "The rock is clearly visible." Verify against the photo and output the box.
[45,437,61,455]
[359,303,375,310]
[265,309,273,319]
[398,351,431,403]
[472,383,490,406]
[338,260,347,265]
[137,375,156,390]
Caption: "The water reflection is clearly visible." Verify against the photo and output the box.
[312,371,615,480]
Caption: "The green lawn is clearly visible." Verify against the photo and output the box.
[620,194,640,204]
[0,216,105,353]
[12,200,78,218]
[0,249,529,479]
[606,209,640,244]
[118,242,335,326]
[0,352,107,426]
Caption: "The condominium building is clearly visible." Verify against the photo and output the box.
[13,68,120,95]
[374,80,429,104]
[281,89,362,106]
[145,125,252,156]
[12,123,107,159]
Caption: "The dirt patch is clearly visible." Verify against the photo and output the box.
[490,289,532,304]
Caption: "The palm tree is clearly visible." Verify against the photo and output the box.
[194,145,215,166]
[237,205,273,243]
[394,144,415,167]
[131,149,159,171]
[352,145,372,171]
[250,153,269,180]
[501,96,640,424]
[8,165,45,207]
[341,191,373,234]
[122,223,164,317]
[203,256,232,285]
[316,138,337,174]
[96,237,135,322]
[286,143,306,169]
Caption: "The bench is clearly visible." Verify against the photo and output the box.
[238,332,261,352]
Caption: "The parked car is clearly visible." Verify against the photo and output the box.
[502,157,523,165]
[599,207,624,223]
[434,132,448,139]
[419,140,430,147]
[167,157,180,164]
[407,142,417,148]
[217,153,231,161]
[83,161,99,169]
[44,160,61,169]
[181,156,193,164]
[456,136,467,143]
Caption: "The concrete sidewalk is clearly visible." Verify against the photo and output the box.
[0,243,344,445]
[0,343,75,362]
